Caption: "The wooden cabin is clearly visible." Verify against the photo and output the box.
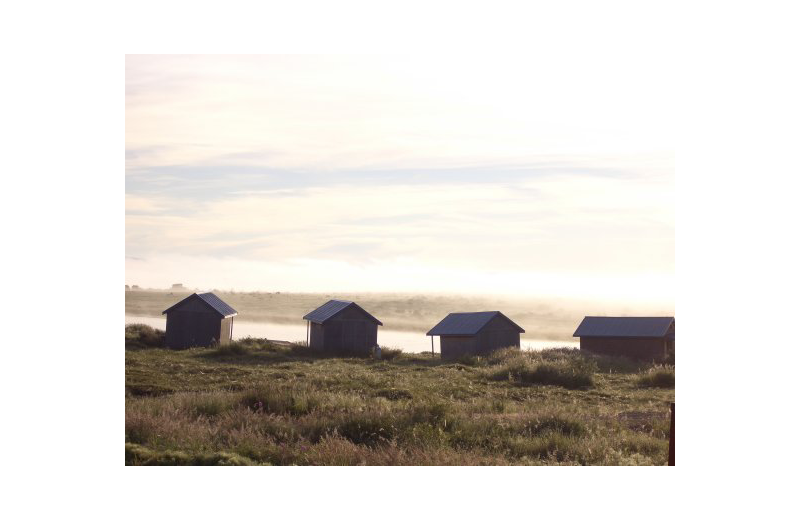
[427,311,525,360]
[303,300,382,354]
[572,316,675,361]
[162,292,238,349]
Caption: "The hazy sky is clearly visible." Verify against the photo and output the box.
[126,55,673,304]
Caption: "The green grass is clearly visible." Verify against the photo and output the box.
[125,442,255,466]
[125,331,675,465]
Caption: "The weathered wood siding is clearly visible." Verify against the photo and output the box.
[309,322,325,351]
[440,315,521,360]
[308,306,378,354]
[164,297,224,349]
[440,336,476,359]
[474,314,521,355]
[666,322,675,356]
[580,336,668,362]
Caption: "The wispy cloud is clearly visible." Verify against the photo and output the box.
[126,173,673,275]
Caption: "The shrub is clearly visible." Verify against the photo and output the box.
[233,337,282,350]
[583,352,642,374]
[453,354,482,367]
[406,399,453,429]
[240,384,321,416]
[522,361,594,389]
[335,414,398,446]
[378,347,404,361]
[486,347,525,366]
[125,324,164,349]
[287,344,317,357]
[490,357,594,389]
[637,366,675,388]
[288,345,372,359]
[504,433,576,461]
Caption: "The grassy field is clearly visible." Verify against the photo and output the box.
[125,324,675,466]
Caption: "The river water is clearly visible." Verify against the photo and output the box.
[124,315,577,353]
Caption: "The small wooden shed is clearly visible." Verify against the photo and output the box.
[303,300,382,354]
[427,311,525,360]
[572,316,675,361]
[162,292,238,349]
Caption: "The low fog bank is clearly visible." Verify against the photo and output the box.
[125,289,673,342]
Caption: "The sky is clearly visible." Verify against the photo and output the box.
[126,55,673,305]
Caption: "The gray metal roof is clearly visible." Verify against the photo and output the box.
[162,292,238,318]
[426,311,525,336]
[302,300,383,325]
[572,316,674,338]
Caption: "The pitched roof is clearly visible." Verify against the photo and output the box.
[426,311,525,336]
[302,300,383,325]
[162,292,238,318]
[572,316,674,338]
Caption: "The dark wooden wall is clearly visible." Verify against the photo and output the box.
[580,336,668,361]
[309,322,325,351]
[440,336,476,359]
[474,315,521,355]
[440,315,521,360]
[308,306,378,354]
[164,297,225,349]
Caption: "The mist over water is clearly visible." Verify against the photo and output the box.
[126,255,674,308]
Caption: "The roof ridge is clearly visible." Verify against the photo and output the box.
[303,300,382,325]
[573,316,673,338]
[427,310,524,336]
[162,292,237,317]
[584,315,674,318]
